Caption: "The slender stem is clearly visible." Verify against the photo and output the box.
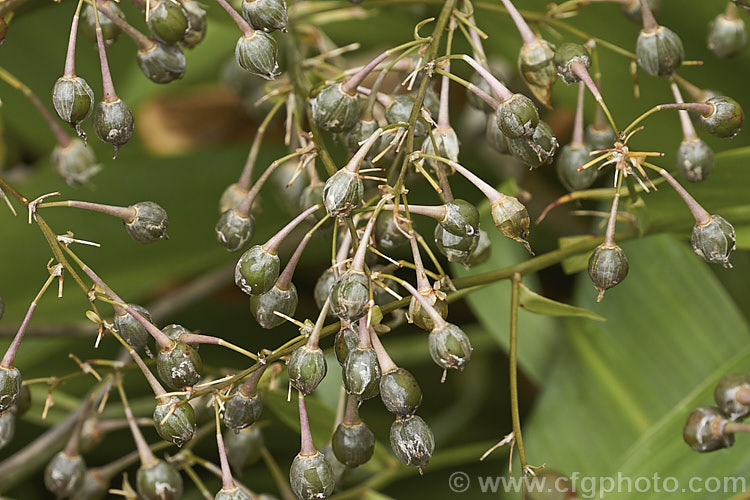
[63,0,85,77]
[237,100,285,191]
[382,203,446,220]
[657,168,711,225]
[571,62,618,132]
[623,103,713,136]
[499,0,537,45]
[64,392,97,456]
[39,200,136,221]
[214,0,254,37]
[602,182,622,247]
[467,15,488,65]
[409,234,430,292]
[214,397,236,490]
[434,68,499,109]
[737,388,750,406]
[341,51,390,95]
[95,0,153,51]
[179,333,258,360]
[378,273,446,328]
[418,154,502,204]
[306,298,330,350]
[572,82,586,146]
[237,151,304,215]
[461,55,512,101]
[725,422,750,434]
[639,0,658,33]
[673,74,709,102]
[509,273,528,471]
[263,204,322,254]
[108,326,166,397]
[342,394,361,426]
[344,128,383,173]
[298,393,316,456]
[670,82,697,141]
[116,376,157,467]
[350,198,387,271]
[369,327,397,373]
[276,232,312,291]
[182,464,214,500]
[239,363,266,397]
[92,0,117,102]
[356,317,372,349]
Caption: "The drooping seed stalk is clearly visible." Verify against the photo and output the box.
[657,168,711,225]
[623,102,714,135]
[107,326,167,397]
[602,189,622,248]
[673,74,710,102]
[263,204,322,254]
[409,234,431,292]
[508,273,529,472]
[724,422,750,434]
[63,391,97,456]
[350,198,388,272]
[341,51,390,95]
[305,297,330,350]
[38,200,137,221]
[499,0,537,46]
[298,393,316,456]
[461,54,513,102]
[572,82,586,146]
[639,0,659,33]
[95,0,154,51]
[419,155,504,206]
[91,0,118,102]
[116,376,158,467]
[214,0,254,37]
[239,363,267,397]
[63,0,85,78]
[214,397,236,490]
[369,324,397,373]
[434,68,499,109]
[177,333,258,360]
[670,82,697,142]
[382,203,446,220]
[237,100,285,192]
[344,128,383,174]
[356,317,372,349]
[467,14,488,65]
[342,394,361,426]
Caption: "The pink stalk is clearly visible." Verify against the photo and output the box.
[276,232,312,291]
[394,278,447,329]
[571,62,603,102]
[342,394,361,425]
[382,203,446,220]
[216,421,236,490]
[356,86,392,108]
[128,348,167,397]
[674,75,710,102]
[671,82,697,141]
[639,0,659,33]
[63,0,84,78]
[306,298,330,350]
[602,191,621,247]
[118,381,158,467]
[1,302,37,368]
[409,235,430,292]
[237,133,264,193]
[659,169,711,225]
[262,204,322,254]
[96,0,154,51]
[344,128,382,173]
[445,160,503,204]
[28,91,71,147]
[333,230,352,280]
[368,326,397,373]
[462,55,512,102]
[659,102,714,116]
[350,211,379,272]
[341,51,390,95]
[239,364,266,397]
[571,82,586,146]
[215,0,254,37]
[437,68,451,130]
[499,0,538,46]
[55,200,136,221]
[298,394,316,456]
[464,81,500,109]
[63,397,95,456]
[93,5,118,102]
[357,317,372,349]
[468,15,488,65]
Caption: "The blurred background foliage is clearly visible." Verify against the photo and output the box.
[1,0,750,498]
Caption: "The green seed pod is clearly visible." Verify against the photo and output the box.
[93,99,134,154]
[386,95,428,137]
[250,284,298,329]
[433,224,478,265]
[467,229,492,267]
[380,367,422,416]
[323,168,363,217]
[235,31,279,80]
[299,183,325,223]
[153,397,196,446]
[343,347,381,400]
[375,213,408,251]
[554,43,590,84]
[125,201,168,244]
[224,389,263,431]
[14,384,31,418]
[70,469,108,500]
[491,196,531,248]
[52,76,94,135]
[0,411,14,450]
[733,0,750,11]
[621,0,661,22]
[216,209,255,252]
[330,270,370,322]
[409,292,448,331]
[311,83,360,133]
[683,406,734,453]
[137,42,186,84]
[636,25,684,77]
[180,0,207,49]
[216,487,252,500]
[422,127,459,166]
[225,426,264,472]
[428,323,472,372]
[585,124,616,151]
[691,215,736,268]
[45,452,86,498]
[241,0,287,32]
[335,323,358,366]
[147,0,188,45]
[389,415,435,468]
[708,12,747,59]
[439,199,480,238]
[496,94,539,139]
[676,138,714,182]
[698,96,744,138]
[556,144,598,192]
[235,245,281,295]
[289,452,334,500]
[0,366,22,413]
[506,121,559,170]
[518,38,557,107]
[485,114,508,154]
[136,459,183,500]
[157,341,202,389]
[714,374,750,421]
[51,138,101,186]
[588,244,629,300]
[81,2,123,46]
[288,346,327,395]
[314,268,337,316]
[113,303,152,351]
[332,420,375,468]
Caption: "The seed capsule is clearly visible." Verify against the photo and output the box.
[299,183,325,222]
[113,303,152,351]
[506,121,559,170]
[554,43,590,84]
[636,25,684,77]
[715,374,750,421]
[235,245,281,295]
[697,96,744,138]
[224,389,263,431]
[0,366,22,413]
[467,229,492,267]
[45,452,86,498]
[241,0,287,32]
[343,119,381,156]
[288,346,327,395]
[485,114,508,154]
[343,347,381,400]
[216,487,252,500]
[496,94,539,139]
[588,244,629,301]
[708,11,747,59]
[433,224,478,265]
[51,138,101,186]
[156,341,202,389]
[289,452,334,500]
[491,196,531,250]
[440,200,480,239]
[683,406,734,453]
[556,144,598,192]
[332,420,375,468]
[235,31,280,80]
[314,268,337,316]
[386,95,428,137]
[409,291,448,331]
[691,215,736,268]
[125,201,168,244]
[147,0,188,45]
[330,270,370,322]
[335,323,358,366]
[375,213,408,251]
[216,209,255,252]
[676,138,714,183]
[93,99,134,155]
[153,397,196,446]
[323,168,363,217]
[70,469,109,500]
[137,42,187,84]
[14,384,31,418]
[180,0,207,49]
[428,323,472,372]
[585,124,616,151]
[311,83,360,133]
[250,284,298,329]
[225,426,264,472]
[52,76,94,136]
[389,415,435,468]
[621,0,661,22]
[81,2,123,46]
[380,367,422,416]
[136,459,183,500]
[0,411,14,450]
[518,38,557,107]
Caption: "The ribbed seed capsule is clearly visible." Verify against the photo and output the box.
[311,83,360,133]
[409,290,448,332]
[147,0,188,45]
[216,487,252,500]
[330,270,370,322]
[335,324,358,365]
[241,0,287,32]
[344,119,381,157]
[585,124,616,151]
[136,459,183,500]
[51,138,101,186]
[375,213,408,251]
[491,196,531,248]
[0,366,22,413]
[235,245,281,296]
[93,99,134,155]
[496,94,539,139]
[81,2,123,46]
[697,96,744,138]
[45,452,86,498]
[386,95,428,137]
[216,209,255,252]
[225,426,264,472]
[486,114,508,154]
[0,411,14,450]
[153,397,196,446]
[554,43,590,84]
[112,303,152,351]
[715,374,750,421]
[70,468,108,500]
[289,452,334,500]
[223,389,263,431]
[440,199,480,238]
[250,284,298,329]
[52,77,94,135]
[556,144,598,192]
[691,215,736,268]
[467,229,492,267]
[380,368,422,416]
[636,25,684,77]
[518,39,557,106]
[180,0,207,49]
[588,244,629,301]
[323,168,363,217]
[506,121,559,170]
[428,323,473,372]
[389,415,435,468]
[288,346,327,395]
[676,138,714,182]
[343,347,381,400]
[332,420,375,468]
[708,12,747,59]
[433,224,478,265]
[137,43,187,84]
[235,32,280,80]
[683,406,734,453]
[156,341,202,389]
[125,201,169,244]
